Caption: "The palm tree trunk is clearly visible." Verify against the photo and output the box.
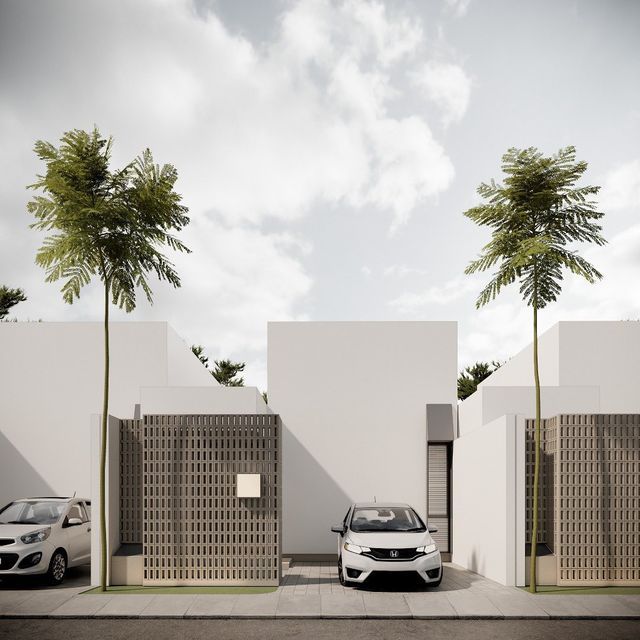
[529,302,541,593]
[99,281,110,592]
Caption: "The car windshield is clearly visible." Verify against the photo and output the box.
[0,501,67,525]
[350,506,426,533]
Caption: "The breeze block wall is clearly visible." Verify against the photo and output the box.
[120,414,281,586]
[120,419,143,545]
[526,414,640,586]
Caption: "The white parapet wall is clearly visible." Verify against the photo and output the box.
[140,386,269,415]
[452,414,526,586]
[459,322,640,437]
[268,321,457,556]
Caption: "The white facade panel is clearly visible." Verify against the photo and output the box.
[140,386,268,415]
[0,321,215,506]
[558,321,640,413]
[268,321,457,556]
[452,414,523,586]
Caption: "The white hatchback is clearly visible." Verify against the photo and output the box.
[0,497,91,585]
[332,503,443,587]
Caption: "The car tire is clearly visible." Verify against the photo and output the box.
[46,549,67,586]
[337,555,356,588]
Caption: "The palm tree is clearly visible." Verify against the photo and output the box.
[463,146,605,592]
[28,128,190,591]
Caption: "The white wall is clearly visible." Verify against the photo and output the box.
[459,385,601,435]
[479,323,561,388]
[166,325,218,387]
[458,321,640,436]
[0,322,215,506]
[268,321,457,555]
[140,386,268,415]
[558,321,640,413]
[452,414,525,586]
[90,414,120,586]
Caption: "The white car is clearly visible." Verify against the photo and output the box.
[0,497,91,585]
[331,503,443,587]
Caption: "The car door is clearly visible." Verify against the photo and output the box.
[63,502,91,566]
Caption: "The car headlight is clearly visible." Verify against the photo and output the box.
[20,528,51,544]
[344,541,371,554]
[416,543,437,555]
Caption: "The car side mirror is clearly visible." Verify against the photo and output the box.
[331,524,346,535]
[428,526,438,534]
[64,517,83,528]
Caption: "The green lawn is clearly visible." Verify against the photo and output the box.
[520,585,640,595]
[82,585,278,595]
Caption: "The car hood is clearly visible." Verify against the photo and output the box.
[0,524,52,539]
[347,531,433,549]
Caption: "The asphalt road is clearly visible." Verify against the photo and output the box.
[1,619,639,640]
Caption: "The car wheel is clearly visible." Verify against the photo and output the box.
[337,555,346,586]
[46,550,67,585]
[338,555,356,587]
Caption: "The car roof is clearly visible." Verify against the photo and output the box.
[353,502,412,509]
[15,497,87,503]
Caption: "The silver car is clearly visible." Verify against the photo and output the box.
[0,497,91,584]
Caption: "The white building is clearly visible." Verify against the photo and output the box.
[2,319,637,587]
[0,321,215,506]
[454,321,640,586]
[268,321,458,558]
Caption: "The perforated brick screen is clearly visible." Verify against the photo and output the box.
[120,419,143,544]
[141,414,281,586]
[526,414,640,586]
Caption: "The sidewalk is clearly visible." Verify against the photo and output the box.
[1,563,639,619]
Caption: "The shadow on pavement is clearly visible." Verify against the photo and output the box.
[0,564,90,591]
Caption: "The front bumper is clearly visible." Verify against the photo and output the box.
[342,548,442,584]
[0,540,54,576]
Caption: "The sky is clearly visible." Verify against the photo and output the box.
[1,0,639,391]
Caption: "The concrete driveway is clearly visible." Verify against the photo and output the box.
[1,562,639,619]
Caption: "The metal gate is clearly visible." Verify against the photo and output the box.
[427,443,451,554]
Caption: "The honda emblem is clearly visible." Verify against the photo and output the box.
[390,549,399,558]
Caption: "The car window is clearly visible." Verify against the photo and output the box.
[83,501,91,519]
[350,507,426,533]
[67,503,87,522]
[0,501,67,525]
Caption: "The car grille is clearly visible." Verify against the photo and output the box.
[0,538,15,546]
[365,547,420,561]
[0,553,19,570]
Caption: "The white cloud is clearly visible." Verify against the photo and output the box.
[411,60,472,126]
[389,275,478,312]
[600,160,640,211]
[0,0,470,386]
[383,264,428,277]
[444,0,472,18]
[361,266,373,277]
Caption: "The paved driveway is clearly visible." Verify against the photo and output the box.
[1,562,639,619]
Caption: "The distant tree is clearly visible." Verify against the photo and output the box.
[212,359,245,386]
[28,127,189,591]
[457,361,502,401]
[0,286,27,320]
[261,391,268,404]
[191,344,209,368]
[463,146,605,592]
